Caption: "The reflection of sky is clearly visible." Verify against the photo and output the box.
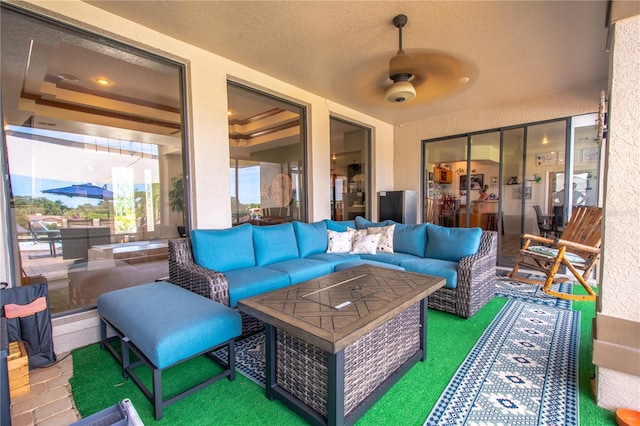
[230,166,260,204]
[7,126,158,209]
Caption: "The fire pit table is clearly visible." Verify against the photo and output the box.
[238,265,445,426]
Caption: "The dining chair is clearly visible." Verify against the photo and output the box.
[532,205,554,237]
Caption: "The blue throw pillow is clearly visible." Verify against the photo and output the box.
[292,221,328,257]
[424,224,483,262]
[355,216,394,229]
[324,219,356,232]
[392,222,428,257]
[191,224,255,272]
[253,223,300,266]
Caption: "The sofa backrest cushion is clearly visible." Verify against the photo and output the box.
[253,222,300,266]
[424,224,483,262]
[392,222,428,257]
[324,219,356,232]
[191,224,255,272]
[355,216,394,229]
[293,221,328,257]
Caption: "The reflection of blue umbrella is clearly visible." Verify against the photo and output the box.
[42,183,113,199]
[42,183,113,217]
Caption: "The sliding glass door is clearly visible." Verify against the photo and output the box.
[329,118,371,221]
[424,113,602,267]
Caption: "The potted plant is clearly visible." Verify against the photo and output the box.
[169,174,186,236]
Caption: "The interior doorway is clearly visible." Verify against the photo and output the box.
[329,118,372,221]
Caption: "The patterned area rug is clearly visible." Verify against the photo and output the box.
[213,331,266,388]
[214,276,581,426]
[423,299,580,426]
[495,275,573,310]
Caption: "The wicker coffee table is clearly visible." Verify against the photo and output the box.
[238,265,445,426]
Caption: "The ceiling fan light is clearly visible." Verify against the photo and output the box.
[385,80,416,103]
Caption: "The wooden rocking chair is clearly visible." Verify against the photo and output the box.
[507,205,603,301]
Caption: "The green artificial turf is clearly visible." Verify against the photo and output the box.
[70,292,616,425]
[571,285,618,425]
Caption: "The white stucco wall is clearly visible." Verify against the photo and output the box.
[596,12,640,411]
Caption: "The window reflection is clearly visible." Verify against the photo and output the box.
[228,82,306,225]
[2,6,186,315]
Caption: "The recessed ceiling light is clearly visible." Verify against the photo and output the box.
[458,77,470,84]
[95,78,111,86]
[57,73,79,82]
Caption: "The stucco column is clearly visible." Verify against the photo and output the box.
[594,11,640,411]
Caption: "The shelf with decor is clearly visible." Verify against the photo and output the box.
[434,167,452,184]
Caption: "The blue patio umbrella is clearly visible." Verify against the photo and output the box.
[42,183,113,217]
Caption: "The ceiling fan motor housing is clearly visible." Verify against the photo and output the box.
[386,76,416,103]
[386,14,416,103]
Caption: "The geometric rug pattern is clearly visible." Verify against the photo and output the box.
[212,331,266,388]
[495,275,573,310]
[423,299,580,426]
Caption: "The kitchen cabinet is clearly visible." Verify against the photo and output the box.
[434,167,452,184]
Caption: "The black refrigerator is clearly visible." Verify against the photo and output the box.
[378,190,417,224]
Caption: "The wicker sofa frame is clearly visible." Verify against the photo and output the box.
[167,230,497,335]
[168,238,264,334]
[427,230,497,318]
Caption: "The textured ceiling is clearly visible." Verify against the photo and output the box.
[85,0,610,125]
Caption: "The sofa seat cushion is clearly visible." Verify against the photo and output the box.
[253,223,300,266]
[333,259,406,272]
[425,224,482,262]
[392,223,428,257]
[265,258,334,285]
[305,252,360,267]
[359,252,418,266]
[293,221,328,257]
[191,224,255,272]
[400,258,459,289]
[97,282,241,369]
[225,267,290,308]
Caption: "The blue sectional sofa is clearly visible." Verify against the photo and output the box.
[168,217,497,334]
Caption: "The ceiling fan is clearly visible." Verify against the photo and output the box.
[384,14,475,104]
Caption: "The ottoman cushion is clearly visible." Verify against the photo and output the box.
[98,281,241,369]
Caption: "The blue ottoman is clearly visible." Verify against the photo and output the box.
[98,281,241,420]
[334,259,406,272]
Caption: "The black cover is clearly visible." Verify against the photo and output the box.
[0,283,57,369]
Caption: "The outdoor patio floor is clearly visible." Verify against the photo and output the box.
[9,352,79,426]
